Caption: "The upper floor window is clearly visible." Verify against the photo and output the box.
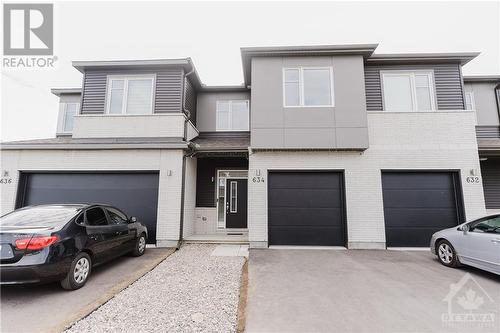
[106,75,154,115]
[283,67,334,107]
[216,100,249,131]
[381,71,436,112]
[62,103,79,132]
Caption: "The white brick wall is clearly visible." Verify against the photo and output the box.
[72,114,186,138]
[0,149,184,245]
[248,111,486,248]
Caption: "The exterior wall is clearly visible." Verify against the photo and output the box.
[184,77,197,126]
[194,207,218,235]
[464,82,500,126]
[72,114,186,139]
[186,120,199,141]
[0,149,185,247]
[250,56,368,149]
[81,68,184,114]
[56,93,82,136]
[365,63,465,111]
[183,156,197,238]
[196,91,251,132]
[248,111,486,248]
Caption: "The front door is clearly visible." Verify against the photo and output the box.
[225,179,247,228]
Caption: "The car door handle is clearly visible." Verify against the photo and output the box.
[491,239,500,244]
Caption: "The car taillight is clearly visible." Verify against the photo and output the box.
[15,235,59,250]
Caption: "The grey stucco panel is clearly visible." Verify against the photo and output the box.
[196,91,251,132]
[250,55,368,150]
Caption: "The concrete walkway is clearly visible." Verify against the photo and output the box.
[1,248,174,333]
[246,249,500,333]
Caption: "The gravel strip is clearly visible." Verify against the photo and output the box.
[66,244,245,333]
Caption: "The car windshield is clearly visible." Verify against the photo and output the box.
[0,206,81,228]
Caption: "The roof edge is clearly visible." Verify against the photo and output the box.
[51,88,82,96]
[367,52,480,65]
[72,58,192,73]
[464,75,500,82]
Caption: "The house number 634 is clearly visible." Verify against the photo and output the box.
[252,176,265,183]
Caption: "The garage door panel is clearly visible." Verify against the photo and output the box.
[384,208,457,227]
[382,190,456,208]
[269,173,341,189]
[382,172,462,247]
[269,189,342,208]
[21,173,159,244]
[268,171,345,246]
[382,173,453,189]
[269,207,342,227]
[269,226,344,246]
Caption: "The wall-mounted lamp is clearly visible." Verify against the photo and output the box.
[167,170,172,176]
[255,169,261,176]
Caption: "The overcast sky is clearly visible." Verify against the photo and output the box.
[1,0,499,141]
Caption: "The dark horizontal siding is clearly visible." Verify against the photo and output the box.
[196,157,248,207]
[481,158,500,209]
[81,69,184,114]
[476,126,500,139]
[364,63,465,111]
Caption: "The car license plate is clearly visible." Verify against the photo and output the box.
[0,244,14,259]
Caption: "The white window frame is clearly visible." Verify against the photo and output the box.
[105,74,155,115]
[215,169,248,230]
[380,70,437,112]
[282,67,335,108]
[465,91,478,124]
[61,102,80,133]
[215,100,250,131]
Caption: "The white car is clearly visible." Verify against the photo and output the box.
[430,214,500,275]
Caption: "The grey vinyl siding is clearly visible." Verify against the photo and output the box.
[184,77,197,125]
[81,68,184,114]
[364,63,465,111]
[476,126,500,139]
[481,158,500,209]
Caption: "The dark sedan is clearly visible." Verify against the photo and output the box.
[0,204,148,290]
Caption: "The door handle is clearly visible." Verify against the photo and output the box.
[226,202,229,213]
[491,239,500,244]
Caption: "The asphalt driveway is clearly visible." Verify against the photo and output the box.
[0,248,174,333]
[246,249,500,333]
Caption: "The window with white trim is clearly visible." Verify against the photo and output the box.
[106,75,154,114]
[465,91,476,110]
[62,103,79,132]
[216,100,249,131]
[381,71,436,112]
[283,67,334,107]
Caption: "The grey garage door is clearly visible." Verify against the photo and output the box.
[382,172,464,247]
[17,172,159,243]
[268,171,345,246]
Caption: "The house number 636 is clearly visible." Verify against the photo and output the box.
[252,176,265,183]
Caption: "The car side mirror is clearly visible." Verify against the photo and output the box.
[460,224,470,234]
[129,216,137,223]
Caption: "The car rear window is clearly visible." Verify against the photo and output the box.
[0,206,81,227]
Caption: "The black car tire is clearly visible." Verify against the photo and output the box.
[131,233,147,257]
[61,252,92,290]
[436,240,460,268]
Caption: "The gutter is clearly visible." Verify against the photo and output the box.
[177,65,196,249]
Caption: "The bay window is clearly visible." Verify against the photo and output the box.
[283,67,334,107]
[381,71,436,112]
[106,75,154,114]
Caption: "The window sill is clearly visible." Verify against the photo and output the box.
[284,105,335,108]
[367,110,471,114]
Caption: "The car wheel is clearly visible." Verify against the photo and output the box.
[61,252,92,290]
[437,240,460,268]
[131,233,147,257]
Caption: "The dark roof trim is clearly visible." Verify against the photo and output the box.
[51,88,82,96]
[199,85,249,92]
[464,75,500,82]
[241,44,379,85]
[366,52,479,65]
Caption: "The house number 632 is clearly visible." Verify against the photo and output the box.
[466,176,480,184]
[252,176,265,183]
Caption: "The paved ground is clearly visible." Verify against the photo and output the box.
[246,249,500,333]
[0,248,174,333]
[66,244,245,333]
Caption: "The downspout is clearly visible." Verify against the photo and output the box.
[177,65,196,249]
